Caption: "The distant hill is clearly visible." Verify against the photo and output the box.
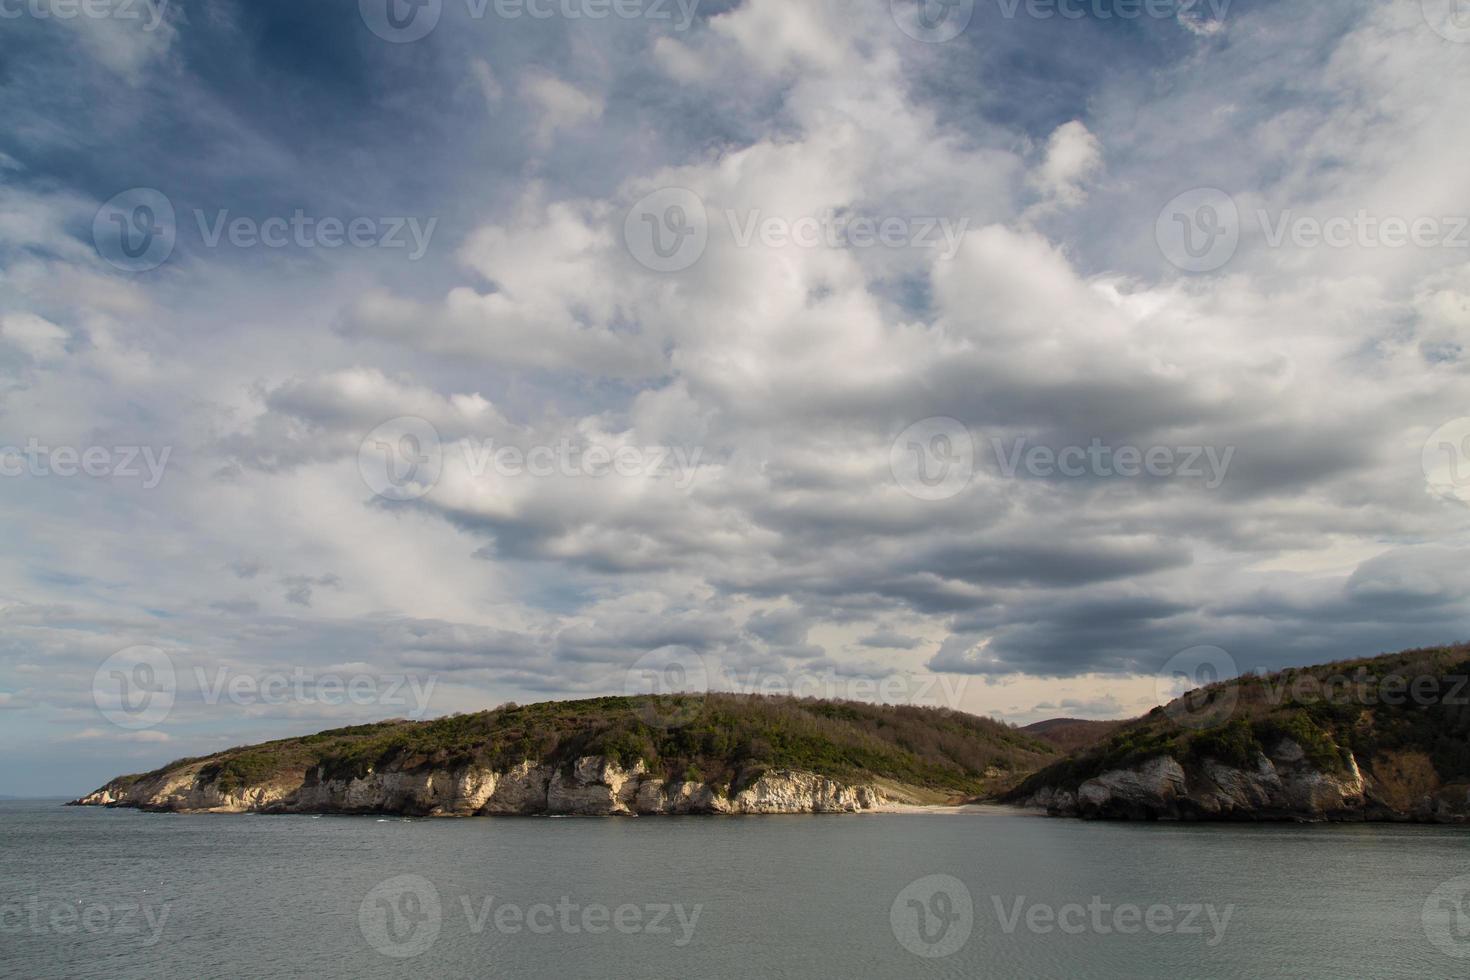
[1021,718,1126,753]
[74,694,1059,816]
[1012,644,1470,822]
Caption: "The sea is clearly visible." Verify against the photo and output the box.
[2,800,1467,978]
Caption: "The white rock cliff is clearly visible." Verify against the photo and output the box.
[72,757,888,817]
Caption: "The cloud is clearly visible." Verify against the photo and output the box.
[0,313,68,361]
[1028,120,1102,211]
[3,0,1470,795]
[523,72,604,148]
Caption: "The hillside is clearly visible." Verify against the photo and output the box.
[74,694,1058,816]
[1012,643,1470,822]
[1021,718,1126,754]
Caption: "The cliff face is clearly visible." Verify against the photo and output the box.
[69,693,1050,817]
[72,756,885,817]
[1019,738,1470,823]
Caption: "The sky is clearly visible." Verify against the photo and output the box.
[2,0,1470,796]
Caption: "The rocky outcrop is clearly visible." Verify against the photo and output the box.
[729,771,882,813]
[71,758,888,817]
[1017,738,1470,823]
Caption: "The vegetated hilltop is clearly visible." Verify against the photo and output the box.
[1021,718,1126,754]
[74,694,1059,816]
[1012,644,1470,822]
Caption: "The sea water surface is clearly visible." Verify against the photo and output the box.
[2,799,1467,978]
